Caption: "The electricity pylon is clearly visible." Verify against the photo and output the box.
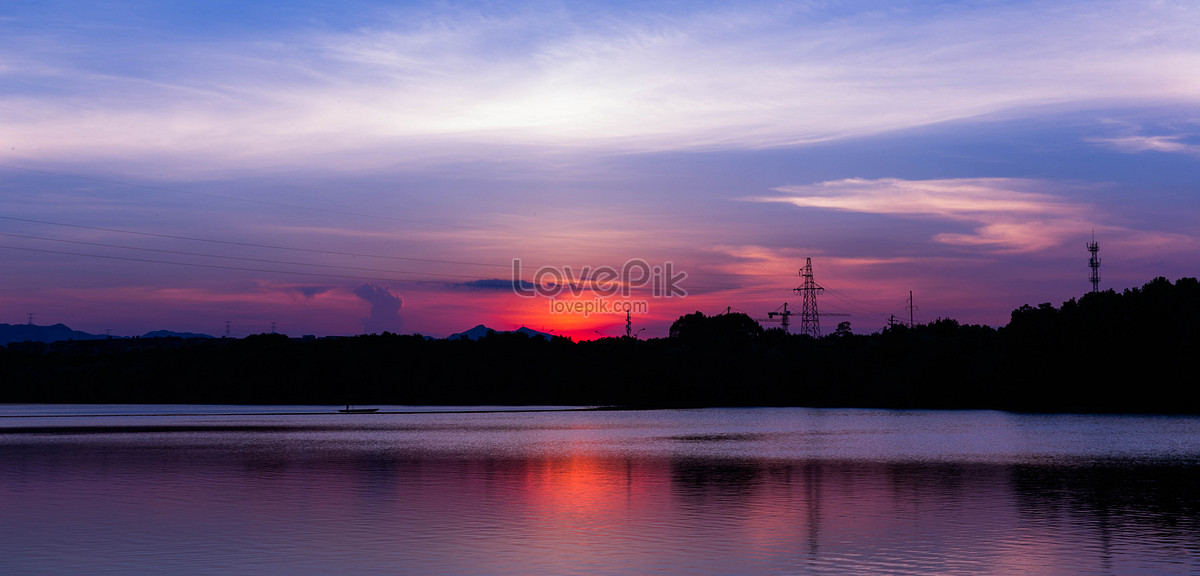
[795,258,824,337]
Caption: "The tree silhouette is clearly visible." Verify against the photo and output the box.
[1,277,1197,413]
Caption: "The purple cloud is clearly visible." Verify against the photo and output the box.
[353,284,404,334]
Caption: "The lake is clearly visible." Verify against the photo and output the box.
[1,406,1198,575]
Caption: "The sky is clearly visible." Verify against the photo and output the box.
[2,0,1198,340]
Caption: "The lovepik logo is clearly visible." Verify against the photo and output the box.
[511,258,687,298]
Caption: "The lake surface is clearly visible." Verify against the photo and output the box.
[1,406,1198,575]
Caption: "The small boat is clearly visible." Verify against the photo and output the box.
[337,404,380,414]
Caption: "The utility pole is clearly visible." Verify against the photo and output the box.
[625,310,631,339]
[1088,232,1101,293]
[906,291,917,328]
[794,258,824,338]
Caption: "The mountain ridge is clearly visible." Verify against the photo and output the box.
[0,323,215,346]
[446,324,554,341]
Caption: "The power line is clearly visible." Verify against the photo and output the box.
[1,216,873,304]
[0,164,483,232]
[0,232,490,281]
[1,169,899,311]
[0,164,708,253]
[0,225,839,292]
[0,217,865,289]
[0,244,477,285]
[821,287,892,317]
[0,241,877,316]
[0,215,510,269]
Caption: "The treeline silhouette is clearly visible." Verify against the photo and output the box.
[2,277,1197,413]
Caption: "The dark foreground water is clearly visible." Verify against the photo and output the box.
[1,406,1198,575]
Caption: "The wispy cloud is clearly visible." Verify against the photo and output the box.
[448,278,535,292]
[281,284,336,299]
[755,177,1200,259]
[754,178,1096,253]
[3,1,1199,173]
[1088,135,1200,156]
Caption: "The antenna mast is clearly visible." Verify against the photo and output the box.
[794,258,824,337]
[1087,232,1101,293]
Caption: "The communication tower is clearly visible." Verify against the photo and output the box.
[1087,234,1101,293]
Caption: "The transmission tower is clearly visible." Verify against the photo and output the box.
[794,258,824,337]
[1087,233,1101,293]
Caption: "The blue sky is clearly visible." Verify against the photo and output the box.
[2,0,1198,338]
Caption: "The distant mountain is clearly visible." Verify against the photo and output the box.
[447,324,491,340]
[513,327,554,340]
[0,324,216,346]
[447,324,553,341]
[141,330,215,339]
[0,323,107,346]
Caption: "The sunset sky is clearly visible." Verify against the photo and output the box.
[2,0,1198,339]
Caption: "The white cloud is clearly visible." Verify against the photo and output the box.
[1087,135,1200,156]
[755,178,1093,253]
[3,1,1200,172]
[755,177,1199,256]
